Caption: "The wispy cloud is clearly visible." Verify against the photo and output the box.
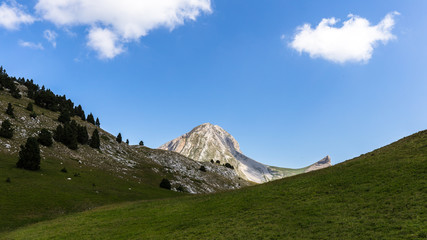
[19,40,44,50]
[0,1,35,30]
[289,12,399,63]
[35,0,212,59]
[43,29,57,47]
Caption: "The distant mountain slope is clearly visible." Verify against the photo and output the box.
[160,123,331,183]
[9,129,427,239]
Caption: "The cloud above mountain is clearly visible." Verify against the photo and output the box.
[289,12,399,63]
[0,1,35,30]
[35,0,212,59]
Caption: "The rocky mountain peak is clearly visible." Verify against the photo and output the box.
[160,123,332,183]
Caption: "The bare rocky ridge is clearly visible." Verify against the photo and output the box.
[160,123,332,183]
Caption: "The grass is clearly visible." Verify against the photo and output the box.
[3,130,426,239]
[0,152,181,234]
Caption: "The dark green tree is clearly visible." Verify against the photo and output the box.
[0,120,13,139]
[38,128,53,147]
[87,113,95,125]
[6,103,14,118]
[53,125,64,142]
[58,110,71,123]
[77,125,89,144]
[126,139,129,145]
[159,178,171,190]
[89,129,100,149]
[64,121,78,150]
[95,117,100,127]
[116,133,122,143]
[17,137,40,170]
[139,141,144,146]
[26,102,33,111]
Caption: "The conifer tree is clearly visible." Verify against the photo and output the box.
[116,133,122,143]
[77,125,89,145]
[139,141,144,146]
[58,110,71,123]
[38,128,53,147]
[90,129,100,149]
[53,125,64,142]
[95,117,100,127]
[160,178,171,190]
[126,139,129,145]
[17,137,40,170]
[87,113,95,125]
[6,103,14,118]
[26,102,33,111]
[64,121,78,150]
[0,120,13,139]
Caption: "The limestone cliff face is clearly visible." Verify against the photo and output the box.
[159,123,331,183]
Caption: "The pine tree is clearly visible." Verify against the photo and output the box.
[90,129,100,149]
[126,139,129,145]
[77,125,89,144]
[116,133,122,143]
[95,117,100,127]
[26,102,33,111]
[58,110,71,123]
[38,128,53,147]
[17,137,40,170]
[64,121,78,150]
[87,113,95,125]
[53,125,64,142]
[0,120,13,139]
[6,103,14,118]
[139,141,144,146]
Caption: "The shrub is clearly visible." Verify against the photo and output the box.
[139,141,144,146]
[199,166,206,172]
[0,120,13,139]
[38,128,53,147]
[160,178,171,190]
[216,160,220,164]
[224,163,234,169]
[5,177,11,183]
[61,167,68,173]
[17,137,40,171]
[116,133,122,143]
[6,103,14,118]
[176,185,185,192]
[210,159,214,164]
[30,112,37,118]
[26,102,33,111]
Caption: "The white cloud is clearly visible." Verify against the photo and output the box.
[87,27,124,59]
[0,1,35,30]
[43,29,57,47]
[18,40,44,50]
[35,0,212,59]
[289,12,399,63]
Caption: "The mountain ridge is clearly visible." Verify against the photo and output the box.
[159,122,331,183]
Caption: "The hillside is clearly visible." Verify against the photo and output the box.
[160,123,331,183]
[5,129,426,239]
[0,73,249,233]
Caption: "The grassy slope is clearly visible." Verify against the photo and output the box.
[0,92,182,233]
[4,130,426,239]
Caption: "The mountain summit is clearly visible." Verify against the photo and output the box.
[159,123,331,183]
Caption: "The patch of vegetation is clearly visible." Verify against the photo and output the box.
[38,129,53,147]
[17,137,40,171]
[159,178,171,190]
[5,130,426,239]
[0,119,13,139]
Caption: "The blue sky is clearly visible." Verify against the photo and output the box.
[1,0,426,168]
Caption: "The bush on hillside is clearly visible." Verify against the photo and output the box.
[6,103,14,118]
[116,133,122,143]
[30,112,37,118]
[160,178,171,190]
[58,110,71,123]
[26,102,33,111]
[17,137,40,171]
[0,120,13,139]
[199,166,206,172]
[87,113,95,125]
[38,128,53,147]
[139,140,144,146]
[224,163,234,170]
